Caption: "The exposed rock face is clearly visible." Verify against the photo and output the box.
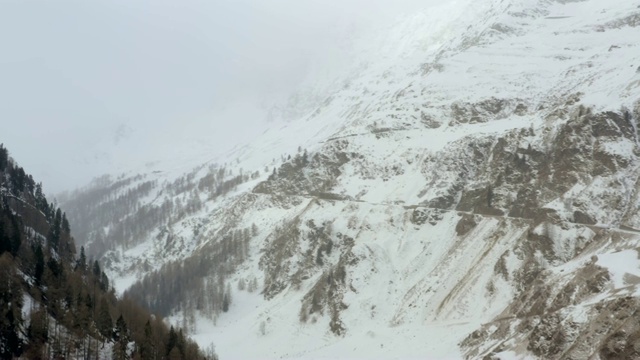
[456,214,478,236]
[254,140,353,196]
[159,99,640,358]
[449,98,529,125]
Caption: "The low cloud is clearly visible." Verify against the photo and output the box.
[0,0,434,193]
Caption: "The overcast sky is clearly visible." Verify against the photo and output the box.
[0,0,429,194]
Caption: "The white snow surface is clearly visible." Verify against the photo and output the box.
[79,0,640,358]
[187,287,477,360]
[597,249,640,289]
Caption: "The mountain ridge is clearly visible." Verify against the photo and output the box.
[59,0,640,358]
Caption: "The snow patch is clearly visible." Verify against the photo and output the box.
[596,249,640,289]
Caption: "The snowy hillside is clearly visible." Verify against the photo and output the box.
[60,0,640,358]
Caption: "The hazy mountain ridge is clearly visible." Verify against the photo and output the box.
[60,0,640,358]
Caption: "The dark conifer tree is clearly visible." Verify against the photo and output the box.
[77,246,87,272]
[0,255,24,358]
[34,183,49,214]
[101,271,110,291]
[93,260,101,278]
[47,256,62,279]
[166,326,178,356]
[0,215,6,255]
[97,297,113,339]
[139,320,155,360]
[25,308,48,358]
[222,284,231,313]
[34,244,45,285]
[113,315,130,360]
[9,220,20,257]
[48,208,62,251]
[0,144,7,170]
[62,212,70,233]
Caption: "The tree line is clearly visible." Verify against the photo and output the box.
[126,226,257,324]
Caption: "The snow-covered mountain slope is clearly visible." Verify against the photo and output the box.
[60,0,640,358]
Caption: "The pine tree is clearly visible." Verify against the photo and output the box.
[113,315,130,360]
[34,244,45,286]
[93,260,101,278]
[48,208,62,251]
[100,271,110,291]
[47,256,62,279]
[77,246,87,272]
[139,320,155,360]
[176,329,186,357]
[97,297,113,339]
[0,216,6,255]
[9,217,20,257]
[62,212,70,233]
[0,254,24,358]
[166,326,178,356]
[237,278,246,291]
[26,308,48,358]
[0,144,8,171]
[74,301,90,349]
[204,343,219,360]
[222,283,231,312]
[34,183,49,214]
